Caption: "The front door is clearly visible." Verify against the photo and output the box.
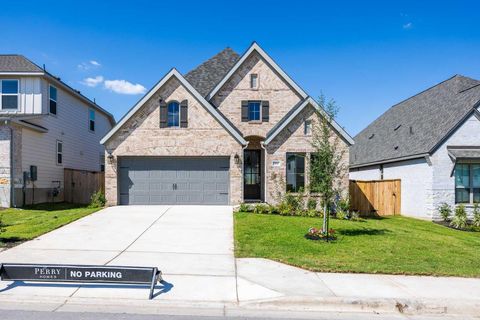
[244,150,261,200]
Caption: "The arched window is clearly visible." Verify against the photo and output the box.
[167,101,180,127]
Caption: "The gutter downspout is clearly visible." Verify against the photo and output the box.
[260,142,267,203]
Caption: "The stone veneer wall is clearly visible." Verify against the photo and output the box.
[104,77,244,206]
[265,106,350,204]
[0,124,23,208]
[211,51,303,137]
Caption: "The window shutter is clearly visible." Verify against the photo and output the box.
[180,100,188,128]
[262,101,269,122]
[159,100,167,128]
[241,101,249,122]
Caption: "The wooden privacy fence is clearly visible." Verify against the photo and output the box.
[64,168,105,204]
[349,179,401,216]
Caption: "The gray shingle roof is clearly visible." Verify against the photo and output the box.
[350,75,480,167]
[0,55,43,73]
[184,48,239,97]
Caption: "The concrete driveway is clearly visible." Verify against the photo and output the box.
[0,205,237,302]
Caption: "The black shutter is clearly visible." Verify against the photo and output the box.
[262,101,269,122]
[180,100,188,128]
[241,101,249,122]
[159,100,167,128]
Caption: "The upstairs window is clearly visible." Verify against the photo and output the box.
[49,85,57,115]
[304,120,312,135]
[1,79,19,110]
[286,153,305,192]
[250,74,258,89]
[248,101,261,121]
[56,140,63,165]
[167,101,180,127]
[89,109,95,132]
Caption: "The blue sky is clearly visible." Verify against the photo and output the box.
[1,0,479,136]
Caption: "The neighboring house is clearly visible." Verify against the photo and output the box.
[350,75,480,220]
[101,42,353,206]
[0,55,115,207]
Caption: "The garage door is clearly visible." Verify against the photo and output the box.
[119,157,230,205]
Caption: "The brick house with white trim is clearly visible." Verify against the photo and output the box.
[101,42,353,206]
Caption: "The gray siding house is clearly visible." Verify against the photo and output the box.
[0,55,115,207]
[350,75,480,220]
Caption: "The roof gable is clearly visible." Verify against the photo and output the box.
[0,55,43,73]
[350,75,480,167]
[206,42,308,101]
[265,97,354,145]
[100,69,247,145]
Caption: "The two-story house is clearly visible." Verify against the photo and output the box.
[100,43,353,205]
[0,55,115,207]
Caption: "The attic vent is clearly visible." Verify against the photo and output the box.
[394,124,402,131]
[409,126,413,134]
[368,133,375,139]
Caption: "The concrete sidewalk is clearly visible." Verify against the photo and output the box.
[0,206,479,317]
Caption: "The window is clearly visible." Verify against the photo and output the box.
[89,109,95,132]
[304,120,312,135]
[100,153,105,172]
[248,101,261,121]
[455,163,480,204]
[167,101,180,127]
[49,85,57,115]
[250,74,258,89]
[286,153,305,192]
[1,79,19,110]
[56,141,63,165]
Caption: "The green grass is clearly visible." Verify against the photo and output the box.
[0,203,101,247]
[234,213,480,277]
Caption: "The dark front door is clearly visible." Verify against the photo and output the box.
[244,150,261,200]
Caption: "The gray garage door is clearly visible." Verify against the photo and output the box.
[119,157,230,205]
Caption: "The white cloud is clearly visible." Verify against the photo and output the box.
[81,75,104,87]
[78,60,101,71]
[403,22,413,30]
[104,79,146,95]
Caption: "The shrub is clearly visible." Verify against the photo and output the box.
[350,211,361,221]
[450,204,468,229]
[336,209,348,220]
[473,203,480,227]
[89,191,106,208]
[438,202,452,222]
[253,204,270,215]
[337,198,350,213]
[307,198,317,211]
[0,214,6,234]
[238,203,252,212]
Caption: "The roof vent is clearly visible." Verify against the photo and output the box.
[409,126,414,134]
[394,146,399,150]
[394,124,402,131]
[368,133,375,139]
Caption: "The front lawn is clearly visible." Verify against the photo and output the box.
[234,213,480,277]
[0,203,102,247]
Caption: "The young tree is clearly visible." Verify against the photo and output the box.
[310,94,347,240]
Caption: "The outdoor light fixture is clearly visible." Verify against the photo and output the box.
[234,153,240,164]
[107,150,115,164]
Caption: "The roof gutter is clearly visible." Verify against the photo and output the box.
[349,153,430,169]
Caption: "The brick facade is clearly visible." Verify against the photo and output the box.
[104,48,351,206]
[104,77,244,205]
